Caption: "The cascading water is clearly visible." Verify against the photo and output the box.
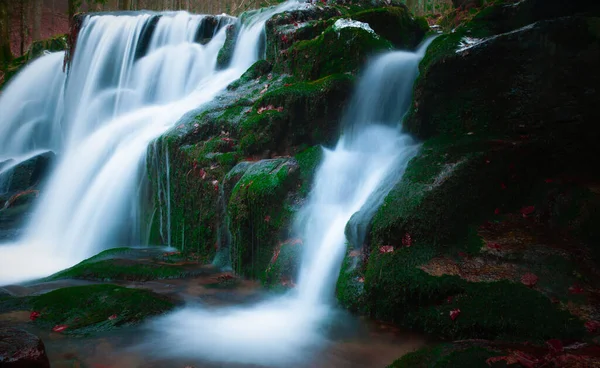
[143,37,434,366]
[0,1,304,285]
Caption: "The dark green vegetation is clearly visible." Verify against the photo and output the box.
[0,284,174,335]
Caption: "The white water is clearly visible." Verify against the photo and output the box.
[0,2,304,285]
[143,40,434,366]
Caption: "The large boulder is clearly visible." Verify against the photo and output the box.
[0,328,50,368]
[336,13,600,342]
[0,151,54,197]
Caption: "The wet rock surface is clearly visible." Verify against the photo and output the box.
[0,327,50,368]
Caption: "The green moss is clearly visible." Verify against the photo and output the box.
[239,74,354,156]
[389,345,499,368]
[263,240,302,286]
[351,7,428,49]
[363,244,584,342]
[46,259,191,282]
[294,145,323,196]
[228,60,272,90]
[30,284,174,335]
[275,23,393,80]
[227,159,299,278]
[216,24,238,70]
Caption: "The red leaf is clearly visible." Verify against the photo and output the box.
[501,183,507,190]
[521,206,535,218]
[458,251,467,258]
[585,320,600,333]
[521,273,539,287]
[546,339,563,353]
[379,245,394,254]
[402,233,412,247]
[494,208,500,215]
[280,34,288,43]
[264,215,271,223]
[357,277,365,283]
[52,325,68,333]
[487,242,502,250]
[447,296,453,304]
[108,314,117,321]
[449,309,461,321]
[569,284,585,294]
[199,168,206,180]
[29,311,40,321]
[212,180,219,192]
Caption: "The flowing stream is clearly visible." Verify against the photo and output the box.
[0,2,303,285]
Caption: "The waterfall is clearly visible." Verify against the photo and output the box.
[144,39,434,366]
[0,1,304,286]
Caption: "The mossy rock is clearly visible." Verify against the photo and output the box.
[216,23,239,70]
[227,158,300,278]
[1,35,68,89]
[357,244,584,341]
[273,22,393,80]
[263,238,302,287]
[351,7,428,49]
[227,59,272,90]
[294,145,323,197]
[405,17,600,142]
[389,344,499,368]
[29,284,174,335]
[45,247,208,282]
[239,74,355,156]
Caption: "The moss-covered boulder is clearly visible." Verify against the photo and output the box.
[227,158,300,279]
[239,73,355,156]
[28,284,174,335]
[216,23,239,69]
[45,247,209,282]
[351,7,428,49]
[273,21,393,80]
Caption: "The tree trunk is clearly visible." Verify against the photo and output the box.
[20,0,27,56]
[122,0,132,10]
[68,0,76,21]
[32,0,42,41]
[0,0,11,67]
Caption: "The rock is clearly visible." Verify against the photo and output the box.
[0,151,54,195]
[0,328,50,368]
[216,23,239,70]
[227,158,300,278]
[350,6,428,49]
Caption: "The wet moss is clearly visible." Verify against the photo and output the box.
[239,74,354,156]
[263,239,302,287]
[227,159,299,278]
[389,345,498,368]
[351,7,428,49]
[294,145,323,196]
[46,259,190,282]
[274,23,393,80]
[363,243,584,341]
[216,23,239,70]
[30,284,174,335]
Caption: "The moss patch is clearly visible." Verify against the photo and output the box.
[351,7,428,49]
[29,284,174,335]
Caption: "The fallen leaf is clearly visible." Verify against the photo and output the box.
[402,233,412,247]
[449,309,461,321]
[546,339,563,354]
[379,245,394,254]
[487,242,502,250]
[357,277,365,283]
[494,208,500,215]
[52,325,69,333]
[29,311,40,321]
[569,284,585,294]
[264,215,271,223]
[521,206,535,218]
[585,320,600,333]
[521,273,539,287]
[108,314,117,321]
